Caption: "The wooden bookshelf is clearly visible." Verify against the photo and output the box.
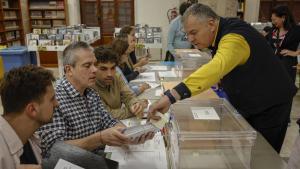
[0,0,24,46]
[28,0,69,31]
[80,0,134,45]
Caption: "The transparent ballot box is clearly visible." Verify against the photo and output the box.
[167,99,257,169]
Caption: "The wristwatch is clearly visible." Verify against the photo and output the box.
[164,89,176,104]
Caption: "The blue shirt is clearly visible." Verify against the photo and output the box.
[167,15,192,55]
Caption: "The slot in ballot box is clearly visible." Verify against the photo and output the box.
[166,98,257,169]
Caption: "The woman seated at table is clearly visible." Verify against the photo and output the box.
[112,37,145,81]
[112,38,150,95]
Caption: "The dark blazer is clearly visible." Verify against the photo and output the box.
[266,25,300,82]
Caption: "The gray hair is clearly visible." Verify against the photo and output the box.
[62,41,94,67]
[182,3,219,24]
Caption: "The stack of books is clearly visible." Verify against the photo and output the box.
[27,24,100,47]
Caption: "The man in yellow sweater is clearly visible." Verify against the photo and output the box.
[148,3,296,153]
[93,46,148,120]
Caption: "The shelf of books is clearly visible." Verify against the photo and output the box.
[0,0,24,47]
[26,25,100,77]
[28,0,69,31]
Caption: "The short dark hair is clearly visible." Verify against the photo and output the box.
[94,46,119,65]
[0,65,55,114]
[119,25,134,35]
[272,5,296,30]
[112,38,129,59]
[179,2,192,16]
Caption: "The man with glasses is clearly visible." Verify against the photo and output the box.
[148,3,296,153]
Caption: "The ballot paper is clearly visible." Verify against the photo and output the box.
[147,82,160,89]
[131,72,156,82]
[155,89,163,96]
[54,159,84,169]
[149,65,168,71]
[105,133,168,169]
[188,53,202,58]
[191,107,220,120]
[150,112,169,129]
[158,71,177,78]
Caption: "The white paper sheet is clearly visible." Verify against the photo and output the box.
[105,134,168,169]
[155,89,163,96]
[158,71,177,78]
[131,72,156,82]
[191,107,220,120]
[54,159,84,169]
[149,65,168,71]
[147,82,160,89]
[188,53,202,58]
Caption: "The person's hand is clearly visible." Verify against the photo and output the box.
[134,67,143,73]
[139,83,150,92]
[140,99,149,108]
[17,165,42,169]
[147,95,171,120]
[129,132,155,145]
[130,102,144,118]
[100,126,130,146]
[280,49,300,57]
[138,57,149,67]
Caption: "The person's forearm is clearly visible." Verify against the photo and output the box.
[65,132,102,151]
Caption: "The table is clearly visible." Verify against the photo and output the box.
[125,60,287,169]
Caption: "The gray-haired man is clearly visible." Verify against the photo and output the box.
[148,3,296,153]
[38,42,154,157]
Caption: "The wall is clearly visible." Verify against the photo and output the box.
[244,0,260,23]
[67,0,81,25]
[20,0,29,34]
[135,0,180,57]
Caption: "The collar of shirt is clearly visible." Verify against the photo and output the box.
[95,79,112,91]
[212,20,220,48]
[0,116,23,157]
[60,76,94,98]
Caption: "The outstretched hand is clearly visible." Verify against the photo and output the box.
[147,95,171,121]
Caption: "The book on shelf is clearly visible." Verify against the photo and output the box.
[57,1,65,9]
[39,34,48,40]
[12,41,21,46]
[57,11,65,18]
[29,39,38,46]
[45,11,55,18]
[72,34,80,41]
[27,25,101,47]
[55,39,63,45]
[30,11,42,18]
[55,34,64,41]
[53,20,66,27]
[63,39,71,46]
[42,29,50,35]
[63,34,72,40]
[31,34,40,40]
[57,28,66,34]
[2,0,9,8]
[39,40,52,46]
[50,29,57,34]
[33,29,42,34]
[4,21,18,30]
[48,34,56,40]
[4,11,17,19]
